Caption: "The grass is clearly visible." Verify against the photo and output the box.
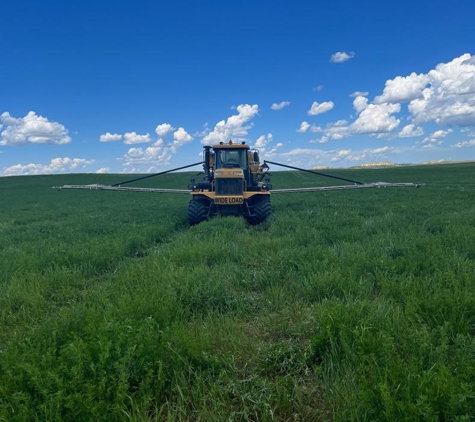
[0,163,474,421]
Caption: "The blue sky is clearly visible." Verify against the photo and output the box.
[1,0,475,176]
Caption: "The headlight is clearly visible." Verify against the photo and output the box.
[215,171,223,176]
[233,171,243,176]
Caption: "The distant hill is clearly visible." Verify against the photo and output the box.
[346,159,475,169]
[351,161,401,169]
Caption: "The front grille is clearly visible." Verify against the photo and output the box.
[215,178,244,195]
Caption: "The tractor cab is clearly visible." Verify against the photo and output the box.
[216,148,247,169]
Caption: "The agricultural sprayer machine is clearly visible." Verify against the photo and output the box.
[54,140,422,225]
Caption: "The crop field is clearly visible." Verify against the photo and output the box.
[1,163,475,421]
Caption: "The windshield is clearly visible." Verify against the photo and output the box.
[216,149,247,169]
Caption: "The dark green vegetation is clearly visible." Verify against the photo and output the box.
[1,164,475,421]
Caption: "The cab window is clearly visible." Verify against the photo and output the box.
[216,149,247,169]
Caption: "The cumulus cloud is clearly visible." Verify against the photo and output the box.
[305,100,400,142]
[100,132,122,142]
[170,127,193,152]
[2,157,94,176]
[310,135,329,144]
[351,103,401,134]
[252,133,283,157]
[96,167,110,173]
[422,129,452,144]
[430,129,452,139]
[271,101,291,110]
[330,149,351,161]
[310,54,475,144]
[255,133,272,149]
[278,145,395,168]
[123,132,152,145]
[297,121,322,133]
[353,96,369,113]
[155,123,175,138]
[123,127,194,170]
[123,145,172,168]
[451,138,475,148]
[330,51,355,63]
[297,121,311,133]
[201,104,259,145]
[310,125,323,133]
[374,72,430,104]
[307,101,334,116]
[398,124,424,138]
[350,91,369,98]
[0,111,71,146]
[406,54,475,126]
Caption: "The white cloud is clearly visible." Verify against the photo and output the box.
[351,103,401,134]
[277,145,396,168]
[407,54,475,126]
[322,121,352,140]
[297,121,311,133]
[334,120,349,127]
[123,127,194,169]
[201,104,259,145]
[307,101,334,116]
[0,111,71,146]
[193,122,210,138]
[100,132,122,142]
[330,149,351,161]
[253,133,282,158]
[310,135,329,144]
[310,125,323,133]
[2,157,94,176]
[155,123,175,138]
[368,146,392,154]
[422,128,452,144]
[430,129,452,139]
[255,133,272,149]
[123,132,152,144]
[350,91,369,98]
[451,138,475,148]
[297,121,323,133]
[460,128,475,136]
[311,54,475,144]
[96,167,110,173]
[313,85,323,92]
[271,101,291,110]
[353,96,369,113]
[170,127,193,152]
[330,51,355,63]
[123,145,172,167]
[398,124,424,138]
[374,72,430,104]
[307,102,400,142]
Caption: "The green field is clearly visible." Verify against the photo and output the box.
[1,164,475,421]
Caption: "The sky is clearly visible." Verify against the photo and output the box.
[1,0,475,176]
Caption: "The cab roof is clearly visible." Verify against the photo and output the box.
[211,141,250,150]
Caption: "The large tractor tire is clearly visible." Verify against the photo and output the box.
[188,199,209,226]
[246,196,271,225]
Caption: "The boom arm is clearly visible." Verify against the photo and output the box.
[53,161,203,192]
[271,181,422,194]
[264,160,422,193]
[54,184,190,193]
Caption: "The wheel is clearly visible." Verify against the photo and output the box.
[245,196,271,225]
[188,199,209,226]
